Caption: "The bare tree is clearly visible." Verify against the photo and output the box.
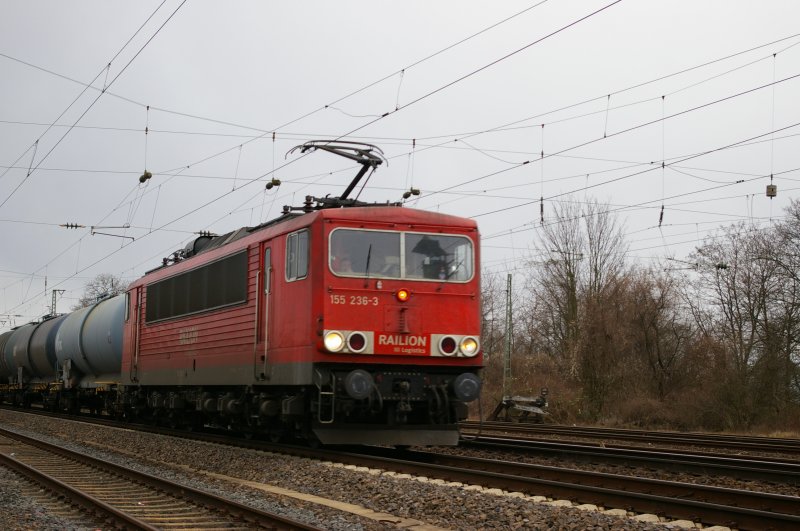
[767,200,800,416]
[530,199,584,374]
[584,199,627,299]
[480,269,507,361]
[628,268,694,401]
[688,222,795,428]
[774,199,800,285]
[525,196,629,419]
[72,273,129,310]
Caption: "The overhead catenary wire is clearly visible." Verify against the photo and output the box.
[136,0,623,199]
[0,1,187,317]
[4,80,792,300]
[480,212,792,275]
[0,0,170,186]
[3,5,796,324]
[423,72,800,207]
[481,163,800,243]
[5,111,797,323]
[147,0,620,221]
[482,196,788,268]
[320,1,623,148]
[0,0,188,211]
[64,115,800,290]
[0,0,554,172]
[2,29,799,195]
[2,27,798,174]
[9,1,619,260]
[217,35,800,204]
[769,52,778,221]
[532,127,800,223]
[1,129,798,188]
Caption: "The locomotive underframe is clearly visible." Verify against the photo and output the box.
[311,364,470,445]
[0,363,474,446]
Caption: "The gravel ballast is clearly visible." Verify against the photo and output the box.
[0,409,717,530]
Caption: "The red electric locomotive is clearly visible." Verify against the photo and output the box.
[120,142,482,445]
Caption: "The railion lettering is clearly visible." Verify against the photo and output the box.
[377,334,427,347]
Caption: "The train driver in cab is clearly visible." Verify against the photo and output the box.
[336,256,354,273]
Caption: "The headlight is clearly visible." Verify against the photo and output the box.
[324,331,345,352]
[459,336,480,357]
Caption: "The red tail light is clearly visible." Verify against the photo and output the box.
[439,336,457,355]
[348,332,366,353]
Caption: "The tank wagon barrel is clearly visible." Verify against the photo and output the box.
[0,331,14,381]
[29,314,68,377]
[4,323,37,380]
[55,294,125,386]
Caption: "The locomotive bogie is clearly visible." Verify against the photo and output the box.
[306,364,477,445]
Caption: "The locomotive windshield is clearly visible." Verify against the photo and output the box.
[329,228,473,282]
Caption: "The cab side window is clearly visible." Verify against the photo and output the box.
[286,229,309,281]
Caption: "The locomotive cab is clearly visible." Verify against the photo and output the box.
[308,208,483,445]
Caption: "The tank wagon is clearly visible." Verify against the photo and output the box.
[2,298,123,411]
[0,142,483,446]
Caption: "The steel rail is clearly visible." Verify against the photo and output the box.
[0,426,321,530]
[461,421,800,454]
[0,451,159,530]
[336,447,800,531]
[458,436,800,485]
[2,407,797,530]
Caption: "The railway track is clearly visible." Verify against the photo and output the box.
[0,425,320,530]
[459,435,800,485]
[342,446,800,531]
[460,420,800,454]
[103,417,795,531]
[3,406,799,530]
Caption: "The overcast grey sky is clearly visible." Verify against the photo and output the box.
[1,0,799,329]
